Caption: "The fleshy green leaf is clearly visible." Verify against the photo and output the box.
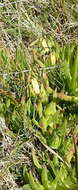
[44,102,56,117]
[23,184,32,190]
[32,148,42,170]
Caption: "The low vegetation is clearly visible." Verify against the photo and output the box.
[0,0,78,189]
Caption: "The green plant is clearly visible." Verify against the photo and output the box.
[0,40,78,189]
[23,149,78,190]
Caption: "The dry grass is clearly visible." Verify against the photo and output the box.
[0,0,78,52]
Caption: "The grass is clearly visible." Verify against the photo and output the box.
[0,0,78,51]
[0,0,78,189]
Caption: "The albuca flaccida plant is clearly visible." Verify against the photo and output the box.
[0,39,78,189]
[61,43,78,94]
